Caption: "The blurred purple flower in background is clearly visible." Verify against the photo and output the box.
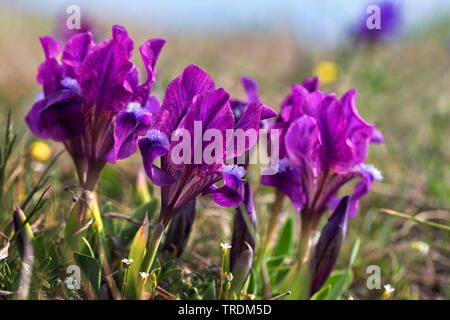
[353,1,402,44]
[26,25,165,190]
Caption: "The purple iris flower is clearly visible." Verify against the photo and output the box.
[353,1,402,44]
[138,65,276,226]
[25,25,165,190]
[261,77,383,231]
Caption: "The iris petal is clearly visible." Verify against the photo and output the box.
[25,89,84,141]
[138,130,176,186]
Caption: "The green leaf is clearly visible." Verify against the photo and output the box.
[327,239,360,300]
[120,200,158,243]
[81,236,95,258]
[380,209,450,232]
[73,251,102,297]
[33,234,46,262]
[203,281,216,300]
[125,213,150,300]
[310,284,331,300]
[268,216,293,268]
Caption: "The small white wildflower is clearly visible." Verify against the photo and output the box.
[384,284,395,297]
[220,243,232,250]
[140,272,149,280]
[122,258,134,266]
[220,242,232,255]
[225,272,233,282]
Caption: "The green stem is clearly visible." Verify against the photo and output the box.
[142,221,165,274]
[264,190,284,255]
[380,209,450,232]
[278,211,312,292]
[218,251,226,300]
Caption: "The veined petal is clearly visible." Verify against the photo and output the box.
[285,115,321,170]
[153,64,215,137]
[281,84,310,122]
[61,32,94,78]
[176,88,234,174]
[138,130,176,186]
[77,25,134,114]
[341,89,375,164]
[37,36,64,96]
[125,65,140,91]
[307,92,354,173]
[133,39,165,105]
[112,24,134,59]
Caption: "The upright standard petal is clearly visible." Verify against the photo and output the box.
[302,76,320,93]
[152,65,215,137]
[241,76,259,103]
[77,26,134,114]
[341,89,375,164]
[133,39,165,105]
[305,92,354,173]
[175,88,234,174]
[285,115,321,171]
[61,32,94,78]
[37,36,64,96]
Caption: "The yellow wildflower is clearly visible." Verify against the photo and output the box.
[313,61,339,84]
[30,141,51,162]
